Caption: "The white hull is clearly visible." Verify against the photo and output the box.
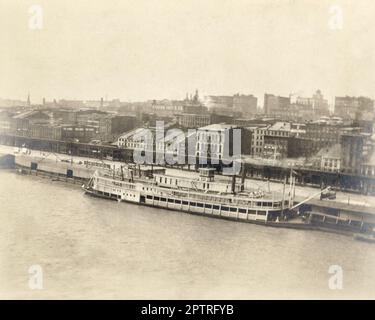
[84,171,287,223]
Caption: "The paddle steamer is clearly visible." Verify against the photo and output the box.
[83,166,295,223]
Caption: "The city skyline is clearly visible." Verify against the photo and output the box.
[1,0,375,104]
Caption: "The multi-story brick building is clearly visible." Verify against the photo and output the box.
[177,113,234,128]
[99,115,137,142]
[0,111,16,134]
[12,110,51,137]
[30,124,62,140]
[295,89,330,118]
[334,96,374,120]
[61,124,97,143]
[196,124,251,162]
[204,96,233,112]
[340,130,371,174]
[303,121,344,145]
[247,125,269,156]
[263,93,290,117]
[233,94,258,116]
[315,144,341,172]
[263,122,292,159]
[177,113,211,128]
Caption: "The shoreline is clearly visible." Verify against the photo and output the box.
[4,166,368,239]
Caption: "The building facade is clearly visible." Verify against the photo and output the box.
[263,94,290,117]
[334,96,374,120]
[233,94,258,116]
[263,122,292,159]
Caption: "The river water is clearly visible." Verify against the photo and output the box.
[0,170,374,299]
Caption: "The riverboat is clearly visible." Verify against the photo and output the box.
[83,166,296,223]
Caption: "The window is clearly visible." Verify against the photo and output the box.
[213,205,220,210]
[160,197,166,202]
[239,208,247,213]
[221,206,229,211]
[190,202,196,206]
[168,198,174,203]
[230,207,237,212]
[154,196,160,201]
[197,203,204,208]
[205,204,212,209]
[182,201,189,205]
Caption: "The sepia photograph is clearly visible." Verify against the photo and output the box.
[0,0,375,305]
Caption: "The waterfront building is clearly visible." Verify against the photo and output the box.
[360,138,375,193]
[303,121,345,145]
[52,109,78,124]
[340,130,371,174]
[247,125,269,156]
[0,111,16,134]
[99,115,137,142]
[263,122,292,159]
[61,124,97,143]
[117,127,153,150]
[12,110,51,137]
[195,124,251,163]
[315,144,342,172]
[30,123,62,141]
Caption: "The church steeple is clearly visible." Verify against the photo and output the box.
[193,89,199,103]
[27,93,31,107]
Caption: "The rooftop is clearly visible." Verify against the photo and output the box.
[198,123,237,131]
[13,110,50,120]
[268,122,291,131]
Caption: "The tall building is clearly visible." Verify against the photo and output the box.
[263,93,290,117]
[340,130,370,174]
[204,94,258,116]
[177,113,233,128]
[303,121,344,145]
[295,89,330,118]
[99,115,138,142]
[204,95,233,113]
[233,94,258,115]
[334,96,374,120]
[262,122,292,159]
[196,124,251,162]
[247,125,269,156]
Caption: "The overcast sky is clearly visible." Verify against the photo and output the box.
[0,0,374,106]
